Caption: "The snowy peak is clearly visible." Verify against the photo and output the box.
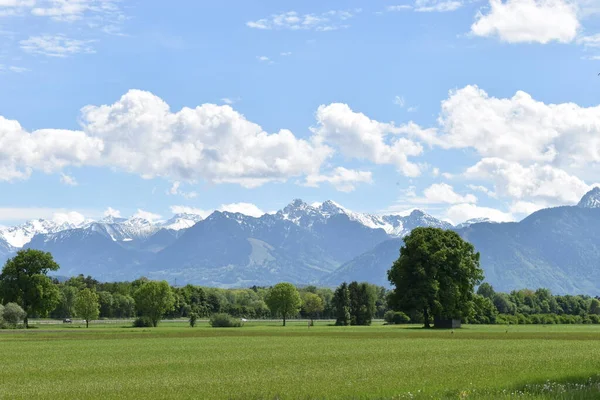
[456,217,493,229]
[160,213,203,231]
[0,218,85,248]
[578,187,600,208]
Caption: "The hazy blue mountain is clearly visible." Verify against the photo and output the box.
[323,189,600,294]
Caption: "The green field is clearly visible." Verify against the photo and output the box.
[2,322,600,399]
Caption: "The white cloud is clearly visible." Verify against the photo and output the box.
[394,96,405,107]
[312,103,426,177]
[0,89,334,187]
[20,35,95,57]
[166,181,197,199]
[52,210,86,226]
[509,200,547,215]
[415,0,463,12]
[386,5,413,11]
[465,157,593,205]
[467,184,497,198]
[103,207,121,218]
[0,207,94,223]
[405,183,478,204]
[304,167,373,192]
[219,202,264,217]
[280,51,292,56]
[169,205,210,218]
[435,85,600,168]
[471,0,580,44]
[133,209,161,222]
[257,55,271,62]
[0,65,30,73]
[60,173,77,186]
[446,203,514,224]
[246,9,360,31]
[407,106,418,113]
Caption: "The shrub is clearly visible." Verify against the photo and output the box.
[132,316,153,328]
[209,313,242,328]
[3,303,26,328]
[189,312,198,328]
[384,311,411,324]
[590,314,600,324]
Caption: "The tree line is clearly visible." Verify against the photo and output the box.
[2,227,600,329]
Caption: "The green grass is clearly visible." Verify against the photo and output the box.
[2,322,600,399]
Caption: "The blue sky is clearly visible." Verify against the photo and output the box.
[1,0,600,226]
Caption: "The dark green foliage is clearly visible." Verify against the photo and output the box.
[133,281,175,327]
[468,294,498,324]
[189,313,198,328]
[209,313,242,328]
[387,228,483,328]
[132,316,153,328]
[384,310,411,324]
[0,249,61,327]
[74,288,100,328]
[477,283,495,299]
[333,282,351,326]
[348,282,376,326]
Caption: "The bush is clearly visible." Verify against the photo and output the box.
[3,303,26,328]
[189,312,198,328]
[132,316,153,328]
[384,311,411,324]
[209,313,242,328]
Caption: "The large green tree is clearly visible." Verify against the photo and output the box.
[74,288,100,328]
[302,292,324,326]
[387,227,483,328]
[348,282,376,326]
[0,249,61,328]
[133,280,175,327]
[265,283,301,326]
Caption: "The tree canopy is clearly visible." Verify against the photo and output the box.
[133,281,175,327]
[74,288,100,328]
[302,292,324,326]
[0,249,61,327]
[265,283,301,326]
[387,227,483,328]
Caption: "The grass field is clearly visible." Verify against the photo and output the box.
[2,321,600,399]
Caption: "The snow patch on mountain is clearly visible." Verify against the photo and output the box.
[0,218,88,248]
[578,187,600,209]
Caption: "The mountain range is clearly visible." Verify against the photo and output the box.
[1,190,600,294]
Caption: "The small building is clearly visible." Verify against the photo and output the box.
[434,317,461,329]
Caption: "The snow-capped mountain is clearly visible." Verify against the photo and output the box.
[160,213,204,231]
[578,187,600,208]
[0,218,89,248]
[276,199,450,237]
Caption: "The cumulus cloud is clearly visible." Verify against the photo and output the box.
[312,103,427,177]
[467,184,497,198]
[434,85,600,168]
[219,202,265,217]
[464,158,593,205]
[404,183,478,204]
[304,167,373,192]
[471,0,580,44]
[103,207,121,218]
[0,89,336,187]
[169,205,210,218]
[20,34,96,57]
[52,210,86,226]
[246,9,360,31]
[446,203,514,224]
[132,209,162,222]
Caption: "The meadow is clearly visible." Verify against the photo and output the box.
[1,321,600,399]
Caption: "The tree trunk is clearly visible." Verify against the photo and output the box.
[24,316,28,329]
[283,314,286,326]
[86,319,89,328]
[423,308,431,329]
